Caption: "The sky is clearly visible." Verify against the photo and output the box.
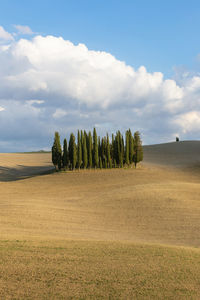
[0,0,200,151]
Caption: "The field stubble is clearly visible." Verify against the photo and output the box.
[0,147,200,299]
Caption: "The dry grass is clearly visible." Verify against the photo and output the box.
[0,142,200,299]
[1,163,200,246]
[1,240,200,299]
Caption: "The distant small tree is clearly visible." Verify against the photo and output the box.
[133,131,143,168]
[176,137,179,142]
[52,131,62,170]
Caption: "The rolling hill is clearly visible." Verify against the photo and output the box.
[0,141,200,299]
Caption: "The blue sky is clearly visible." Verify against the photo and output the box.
[0,0,200,151]
[1,0,200,76]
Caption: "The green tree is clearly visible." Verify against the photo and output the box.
[115,131,123,167]
[83,134,88,169]
[69,133,77,170]
[93,128,99,168]
[111,133,115,162]
[88,131,93,168]
[114,159,117,168]
[62,138,68,169]
[133,131,143,168]
[129,129,134,164]
[106,133,112,168]
[77,130,82,170]
[125,130,130,166]
[99,157,102,169]
[104,156,107,169]
[52,131,62,170]
[81,130,84,168]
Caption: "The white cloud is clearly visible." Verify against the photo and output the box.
[14,25,34,35]
[0,106,5,111]
[53,108,68,119]
[0,26,13,41]
[0,33,200,151]
[26,100,44,105]
[174,111,200,134]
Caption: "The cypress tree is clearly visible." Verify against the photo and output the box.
[111,133,115,162]
[113,134,118,166]
[88,131,93,168]
[114,159,117,168]
[98,136,101,162]
[83,134,88,169]
[133,131,143,168]
[106,133,112,168]
[104,156,107,169]
[77,130,82,170]
[52,131,62,170]
[99,137,103,165]
[69,133,77,170]
[116,131,123,167]
[62,138,68,169]
[93,128,98,168]
[121,135,125,165]
[81,130,84,167]
[99,157,102,169]
[125,130,130,166]
[128,129,134,164]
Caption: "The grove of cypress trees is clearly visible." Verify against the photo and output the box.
[93,128,98,168]
[62,138,68,169]
[52,131,62,170]
[77,130,82,170]
[52,128,143,171]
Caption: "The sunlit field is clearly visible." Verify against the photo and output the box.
[0,141,200,299]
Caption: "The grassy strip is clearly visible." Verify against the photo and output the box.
[0,240,200,299]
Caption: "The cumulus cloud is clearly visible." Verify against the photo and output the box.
[174,111,200,134]
[0,26,13,41]
[0,33,200,151]
[14,25,34,35]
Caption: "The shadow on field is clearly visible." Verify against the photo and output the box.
[0,165,54,182]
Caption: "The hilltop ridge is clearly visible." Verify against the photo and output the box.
[143,140,200,168]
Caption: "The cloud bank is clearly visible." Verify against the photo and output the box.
[0,28,200,151]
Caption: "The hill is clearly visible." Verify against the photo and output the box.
[0,142,200,298]
[143,140,200,168]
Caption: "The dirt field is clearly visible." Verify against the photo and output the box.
[0,142,200,299]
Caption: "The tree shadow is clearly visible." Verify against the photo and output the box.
[0,165,54,182]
